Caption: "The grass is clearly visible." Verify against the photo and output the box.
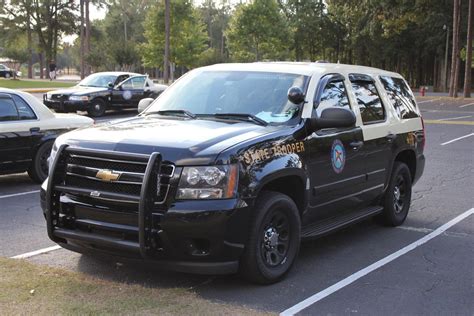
[0,257,269,315]
[0,79,76,89]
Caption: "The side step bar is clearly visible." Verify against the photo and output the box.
[301,206,383,239]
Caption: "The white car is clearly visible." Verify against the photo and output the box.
[0,88,93,183]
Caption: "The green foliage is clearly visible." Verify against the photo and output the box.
[141,0,208,69]
[227,0,291,62]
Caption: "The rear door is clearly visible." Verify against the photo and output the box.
[348,74,392,202]
[306,74,368,221]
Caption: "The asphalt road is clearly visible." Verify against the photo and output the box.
[1,96,473,315]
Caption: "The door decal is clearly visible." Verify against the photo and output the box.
[331,139,346,174]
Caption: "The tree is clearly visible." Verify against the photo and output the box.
[464,0,473,97]
[141,0,208,72]
[449,0,462,97]
[227,0,291,62]
[164,0,170,83]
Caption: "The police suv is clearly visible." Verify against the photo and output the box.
[41,62,425,284]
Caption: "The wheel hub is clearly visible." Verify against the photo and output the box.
[263,227,279,249]
[94,104,101,110]
[394,186,401,200]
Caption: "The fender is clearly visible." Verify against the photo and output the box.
[384,145,417,191]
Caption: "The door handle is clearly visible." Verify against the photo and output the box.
[30,127,40,133]
[349,140,364,150]
[386,133,397,143]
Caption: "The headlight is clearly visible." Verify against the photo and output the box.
[176,165,238,200]
[69,95,89,101]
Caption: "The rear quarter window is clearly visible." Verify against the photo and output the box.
[380,76,420,119]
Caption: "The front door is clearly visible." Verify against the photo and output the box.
[0,94,40,173]
[112,76,147,108]
[306,74,368,222]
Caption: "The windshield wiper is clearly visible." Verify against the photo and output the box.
[210,113,268,126]
[144,109,197,119]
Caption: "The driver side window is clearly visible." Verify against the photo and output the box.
[315,79,350,117]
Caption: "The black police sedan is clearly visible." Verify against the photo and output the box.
[0,64,19,78]
[43,72,167,117]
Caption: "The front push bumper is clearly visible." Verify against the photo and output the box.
[40,147,253,275]
[43,97,90,112]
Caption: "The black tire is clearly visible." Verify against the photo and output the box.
[379,161,412,226]
[28,141,53,183]
[240,191,301,284]
[87,98,107,117]
[5,72,11,79]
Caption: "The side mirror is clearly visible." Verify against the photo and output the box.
[138,98,154,113]
[288,86,305,104]
[310,107,356,131]
[107,82,114,89]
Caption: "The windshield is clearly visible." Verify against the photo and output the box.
[78,73,118,87]
[144,70,309,124]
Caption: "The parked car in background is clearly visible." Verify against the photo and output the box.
[0,64,20,78]
[43,72,167,117]
[0,88,93,183]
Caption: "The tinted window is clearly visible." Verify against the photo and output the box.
[12,95,36,120]
[380,76,420,119]
[351,81,385,124]
[0,97,19,121]
[316,80,350,116]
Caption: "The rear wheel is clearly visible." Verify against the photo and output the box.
[87,98,106,117]
[5,72,10,79]
[379,161,412,226]
[28,141,53,183]
[240,191,301,284]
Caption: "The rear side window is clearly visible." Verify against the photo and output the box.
[12,95,37,120]
[316,80,350,116]
[380,76,420,119]
[351,80,385,124]
[0,97,19,121]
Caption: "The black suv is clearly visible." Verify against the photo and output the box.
[43,72,166,117]
[41,63,425,284]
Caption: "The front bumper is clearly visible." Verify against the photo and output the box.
[44,97,89,112]
[40,146,253,275]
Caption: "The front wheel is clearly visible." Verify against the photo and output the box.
[87,99,107,117]
[240,191,301,284]
[28,141,53,183]
[379,161,412,226]
[5,72,11,79]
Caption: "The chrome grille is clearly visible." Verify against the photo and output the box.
[62,150,174,209]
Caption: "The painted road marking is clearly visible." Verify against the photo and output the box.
[10,245,62,259]
[440,133,474,146]
[424,119,474,126]
[280,208,474,316]
[438,115,472,121]
[0,190,40,199]
[459,102,474,108]
[417,99,438,104]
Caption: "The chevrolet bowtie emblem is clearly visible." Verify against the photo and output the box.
[95,169,121,182]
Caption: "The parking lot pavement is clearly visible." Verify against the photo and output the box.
[1,96,473,315]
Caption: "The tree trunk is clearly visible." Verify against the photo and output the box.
[39,52,44,79]
[26,7,33,79]
[80,0,85,79]
[464,0,473,97]
[163,0,170,84]
[449,0,461,97]
[85,0,91,75]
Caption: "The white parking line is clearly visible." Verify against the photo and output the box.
[10,245,62,259]
[440,133,474,146]
[417,99,437,104]
[0,190,40,199]
[280,208,474,316]
[459,102,474,108]
[438,115,472,121]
